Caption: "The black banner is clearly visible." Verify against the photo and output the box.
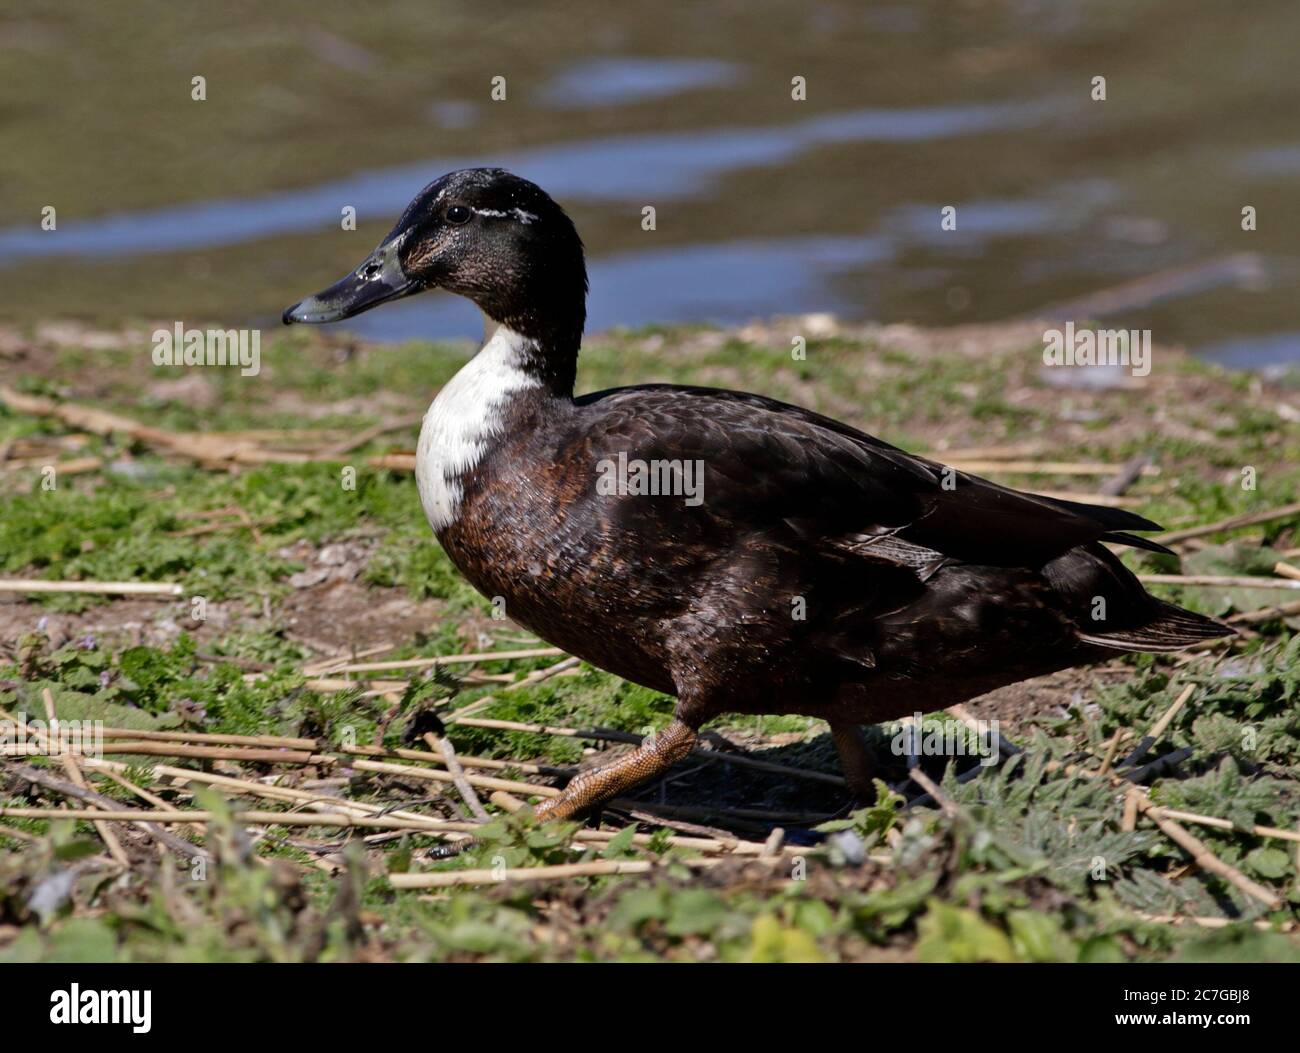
[2,962,1292,1039]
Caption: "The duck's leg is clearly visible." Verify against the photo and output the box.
[426,718,699,859]
[533,718,699,823]
[829,721,878,803]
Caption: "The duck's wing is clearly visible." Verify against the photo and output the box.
[573,384,1168,569]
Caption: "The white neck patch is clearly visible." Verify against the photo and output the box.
[415,319,540,532]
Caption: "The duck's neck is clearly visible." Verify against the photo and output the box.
[472,246,585,397]
[414,316,572,533]
[474,313,578,400]
[490,307,581,399]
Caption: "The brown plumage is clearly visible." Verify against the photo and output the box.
[285,168,1233,825]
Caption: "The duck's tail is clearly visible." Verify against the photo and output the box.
[1076,598,1235,652]
[1043,543,1235,653]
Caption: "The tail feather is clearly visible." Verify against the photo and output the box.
[1104,531,1176,558]
[1078,600,1236,653]
[1039,495,1164,535]
[1044,542,1235,654]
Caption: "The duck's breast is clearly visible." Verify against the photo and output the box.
[415,325,542,532]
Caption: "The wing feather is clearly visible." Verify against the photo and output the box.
[574,384,1164,569]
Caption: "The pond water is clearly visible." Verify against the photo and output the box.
[2,1,1296,367]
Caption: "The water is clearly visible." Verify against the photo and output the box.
[540,57,743,108]
[1,0,1297,367]
[0,101,1050,262]
[342,234,894,342]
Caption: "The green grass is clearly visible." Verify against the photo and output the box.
[2,321,1300,961]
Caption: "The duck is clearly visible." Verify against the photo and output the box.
[284,167,1233,824]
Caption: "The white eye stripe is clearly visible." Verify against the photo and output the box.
[471,207,538,224]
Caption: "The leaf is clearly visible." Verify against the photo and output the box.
[788,899,835,938]
[1077,936,1127,963]
[524,824,572,850]
[1006,909,1077,962]
[916,901,1014,963]
[1243,846,1291,880]
[664,890,730,937]
[388,838,412,875]
[853,873,938,933]
[607,887,667,932]
[1185,542,1289,577]
[1175,927,1300,964]
[47,917,118,962]
[1181,544,1297,614]
[601,825,637,859]
[747,914,823,963]
[52,839,101,863]
[816,778,904,842]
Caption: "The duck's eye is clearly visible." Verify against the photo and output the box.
[445,205,472,225]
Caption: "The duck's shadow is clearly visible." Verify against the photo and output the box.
[594,725,988,844]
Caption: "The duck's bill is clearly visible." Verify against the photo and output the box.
[282,244,419,325]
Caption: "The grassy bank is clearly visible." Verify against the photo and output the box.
[1,318,1299,961]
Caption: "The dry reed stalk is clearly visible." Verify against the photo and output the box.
[1138,574,1300,591]
[0,384,314,468]
[1153,500,1300,545]
[761,828,786,858]
[0,823,41,844]
[321,413,425,456]
[1147,685,1197,741]
[1130,796,1282,909]
[908,767,957,818]
[1130,911,1288,932]
[94,767,208,839]
[39,690,129,867]
[0,807,463,834]
[392,856,758,889]
[302,642,397,676]
[1145,806,1300,845]
[97,727,318,749]
[342,743,571,778]
[1033,748,1287,907]
[1097,728,1130,777]
[390,860,655,888]
[1,456,102,477]
[488,791,526,813]
[423,732,490,822]
[923,442,1046,460]
[368,453,417,471]
[325,646,564,674]
[13,764,205,862]
[1121,789,1140,832]
[1229,599,1300,624]
[347,757,561,798]
[301,676,410,693]
[131,762,465,830]
[1274,561,1300,581]
[0,579,183,596]
[0,741,327,764]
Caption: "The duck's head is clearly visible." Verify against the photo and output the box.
[283,168,587,348]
